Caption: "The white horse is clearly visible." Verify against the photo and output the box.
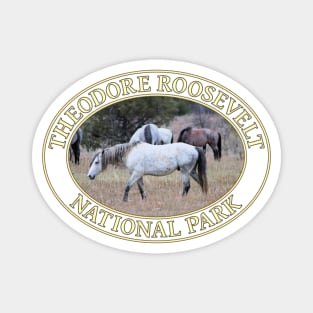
[87,142,208,201]
[129,124,161,145]
[158,128,173,144]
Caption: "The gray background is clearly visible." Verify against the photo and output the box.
[1,1,312,312]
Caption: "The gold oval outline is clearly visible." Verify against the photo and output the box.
[66,94,247,219]
[42,69,271,243]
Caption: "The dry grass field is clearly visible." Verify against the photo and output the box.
[70,149,244,217]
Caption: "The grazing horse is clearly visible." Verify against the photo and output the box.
[129,124,161,145]
[87,142,208,201]
[177,126,222,160]
[70,128,83,164]
[158,128,173,144]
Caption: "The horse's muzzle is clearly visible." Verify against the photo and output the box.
[88,175,95,180]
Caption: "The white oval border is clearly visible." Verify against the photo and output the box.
[32,60,281,253]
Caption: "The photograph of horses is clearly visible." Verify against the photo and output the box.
[69,96,244,217]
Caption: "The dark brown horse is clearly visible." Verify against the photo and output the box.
[177,126,222,160]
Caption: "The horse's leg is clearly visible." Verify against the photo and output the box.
[74,150,78,164]
[209,144,218,160]
[77,147,80,165]
[72,144,79,164]
[190,167,200,184]
[213,148,218,160]
[123,172,142,202]
[203,144,206,154]
[213,148,217,160]
[137,177,146,200]
[181,171,191,196]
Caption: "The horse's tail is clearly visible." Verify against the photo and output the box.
[177,126,191,142]
[195,147,208,194]
[217,132,222,160]
[144,125,152,144]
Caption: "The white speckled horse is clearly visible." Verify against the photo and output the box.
[87,142,208,201]
[158,128,173,144]
[129,124,161,145]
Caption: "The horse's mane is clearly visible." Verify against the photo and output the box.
[177,126,192,142]
[101,141,140,166]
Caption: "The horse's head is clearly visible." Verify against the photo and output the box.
[87,150,103,180]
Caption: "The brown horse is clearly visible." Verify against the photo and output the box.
[177,126,222,160]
